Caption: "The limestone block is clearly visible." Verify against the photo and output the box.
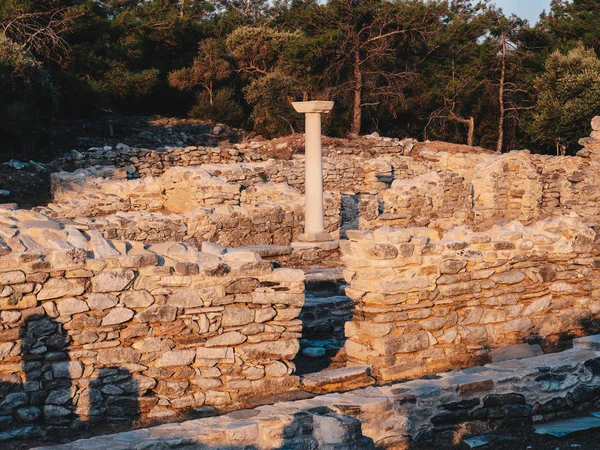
[372,332,430,356]
[237,339,300,360]
[156,350,196,368]
[102,307,135,326]
[92,269,136,293]
[222,306,255,327]
[56,298,89,316]
[38,278,85,300]
[121,290,154,308]
[168,289,204,308]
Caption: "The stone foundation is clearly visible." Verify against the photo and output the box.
[341,216,600,382]
[31,337,600,449]
[41,127,600,255]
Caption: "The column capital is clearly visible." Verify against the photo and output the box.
[292,101,334,114]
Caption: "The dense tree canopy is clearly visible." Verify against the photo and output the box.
[2,0,600,159]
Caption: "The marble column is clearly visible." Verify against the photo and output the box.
[292,101,334,242]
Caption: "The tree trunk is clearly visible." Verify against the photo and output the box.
[448,111,475,147]
[496,32,506,154]
[350,49,362,137]
[180,0,185,18]
[467,116,475,147]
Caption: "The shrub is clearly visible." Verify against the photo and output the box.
[244,72,302,138]
[529,44,600,153]
[189,88,244,125]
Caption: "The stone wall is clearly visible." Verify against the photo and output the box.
[48,125,600,247]
[31,339,600,450]
[0,209,304,431]
[341,216,600,382]
[66,134,410,179]
[39,167,342,247]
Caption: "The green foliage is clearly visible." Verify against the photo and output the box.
[529,44,600,153]
[0,34,57,157]
[169,39,231,93]
[92,66,160,103]
[244,73,302,137]
[4,0,600,158]
[190,88,244,125]
[226,26,302,77]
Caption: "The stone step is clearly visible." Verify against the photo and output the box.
[534,413,600,437]
[489,343,543,363]
[301,365,375,394]
[227,245,293,258]
[573,335,600,350]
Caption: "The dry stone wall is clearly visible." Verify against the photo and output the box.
[0,209,304,431]
[47,124,600,250]
[341,216,600,382]
[39,167,342,247]
[31,340,600,450]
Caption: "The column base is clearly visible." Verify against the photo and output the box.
[296,231,334,243]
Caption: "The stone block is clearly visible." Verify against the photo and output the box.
[92,269,136,293]
[156,350,196,368]
[372,332,430,356]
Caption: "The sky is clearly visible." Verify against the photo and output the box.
[492,0,552,24]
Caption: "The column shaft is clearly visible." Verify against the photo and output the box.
[304,113,326,235]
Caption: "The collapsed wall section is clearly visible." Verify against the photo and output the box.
[341,216,600,382]
[0,209,304,430]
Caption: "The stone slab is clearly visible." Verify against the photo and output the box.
[490,343,544,363]
[301,365,373,389]
[534,415,600,437]
[227,245,293,258]
[573,335,600,350]
[291,240,340,251]
[304,267,345,283]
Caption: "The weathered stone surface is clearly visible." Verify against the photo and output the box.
[363,243,399,260]
[86,293,118,311]
[439,260,467,275]
[38,278,85,300]
[168,289,203,308]
[237,340,300,359]
[156,350,196,368]
[372,332,430,355]
[92,269,136,293]
[491,270,526,285]
[222,306,255,327]
[51,361,84,379]
[46,388,75,405]
[225,278,260,294]
[97,347,141,364]
[56,298,89,316]
[102,307,135,326]
[136,305,178,323]
[0,271,25,286]
[205,331,247,347]
[121,290,154,308]
[252,292,304,306]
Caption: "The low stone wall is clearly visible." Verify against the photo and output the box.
[0,210,304,432]
[341,216,600,382]
[31,339,600,449]
[48,126,600,244]
[39,167,342,247]
[67,134,411,179]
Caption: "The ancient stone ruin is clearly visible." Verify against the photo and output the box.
[3,119,600,448]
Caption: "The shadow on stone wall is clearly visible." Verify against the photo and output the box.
[0,313,139,445]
